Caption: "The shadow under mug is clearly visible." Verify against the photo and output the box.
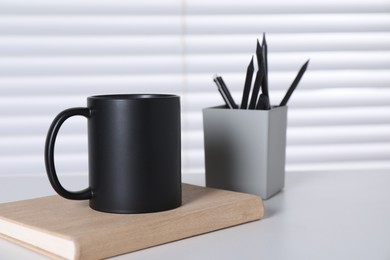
[44,94,182,214]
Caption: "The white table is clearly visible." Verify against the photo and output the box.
[1,170,389,260]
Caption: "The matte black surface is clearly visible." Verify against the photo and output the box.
[261,33,269,100]
[240,56,254,109]
[45,94,182,214]
[248,69,264,109]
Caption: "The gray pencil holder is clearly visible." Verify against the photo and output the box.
[203,105,288,199]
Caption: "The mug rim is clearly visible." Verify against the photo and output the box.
[89,94,179,100]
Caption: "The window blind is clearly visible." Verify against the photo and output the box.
[0,0,389,178]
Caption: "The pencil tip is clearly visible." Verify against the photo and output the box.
[256,39,261,51]
[262,33,266,44]
[249,56,254,68]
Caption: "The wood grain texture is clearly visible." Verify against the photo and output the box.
[0,184,264,259]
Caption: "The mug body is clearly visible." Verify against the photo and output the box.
[87,94,181,213]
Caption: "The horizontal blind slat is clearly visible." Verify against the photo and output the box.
[0,56,183,76]
[186,32,390,53]
[1,51,388,75]
[1,32,389,56]
[185,51,390,73]
[185,14,390,34]
[0,155,87,175]
[0,16,182,35]
[1,70,389,96]
[2,0,389,15]
[0,36,182,56]
[0,135,86,156]
[1,14,388,35]
[187,0,390,14]
[0,117,83,136]
[0,75,183,96]
[0,0,181,15]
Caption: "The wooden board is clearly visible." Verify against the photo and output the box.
[0,184,264,260]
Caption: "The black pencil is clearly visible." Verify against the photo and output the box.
[279,59,310,106]
[255,39,263,74]
[216,75,238,109]
[240,56,254,109]
[213,76,232,108]
[261,33,269,99]
[248,68,264,109]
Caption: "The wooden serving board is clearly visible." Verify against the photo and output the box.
[0,184,264,260]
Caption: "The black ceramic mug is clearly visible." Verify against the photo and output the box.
[45,94,181,214]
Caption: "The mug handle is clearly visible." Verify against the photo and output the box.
[44,107,92,200]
